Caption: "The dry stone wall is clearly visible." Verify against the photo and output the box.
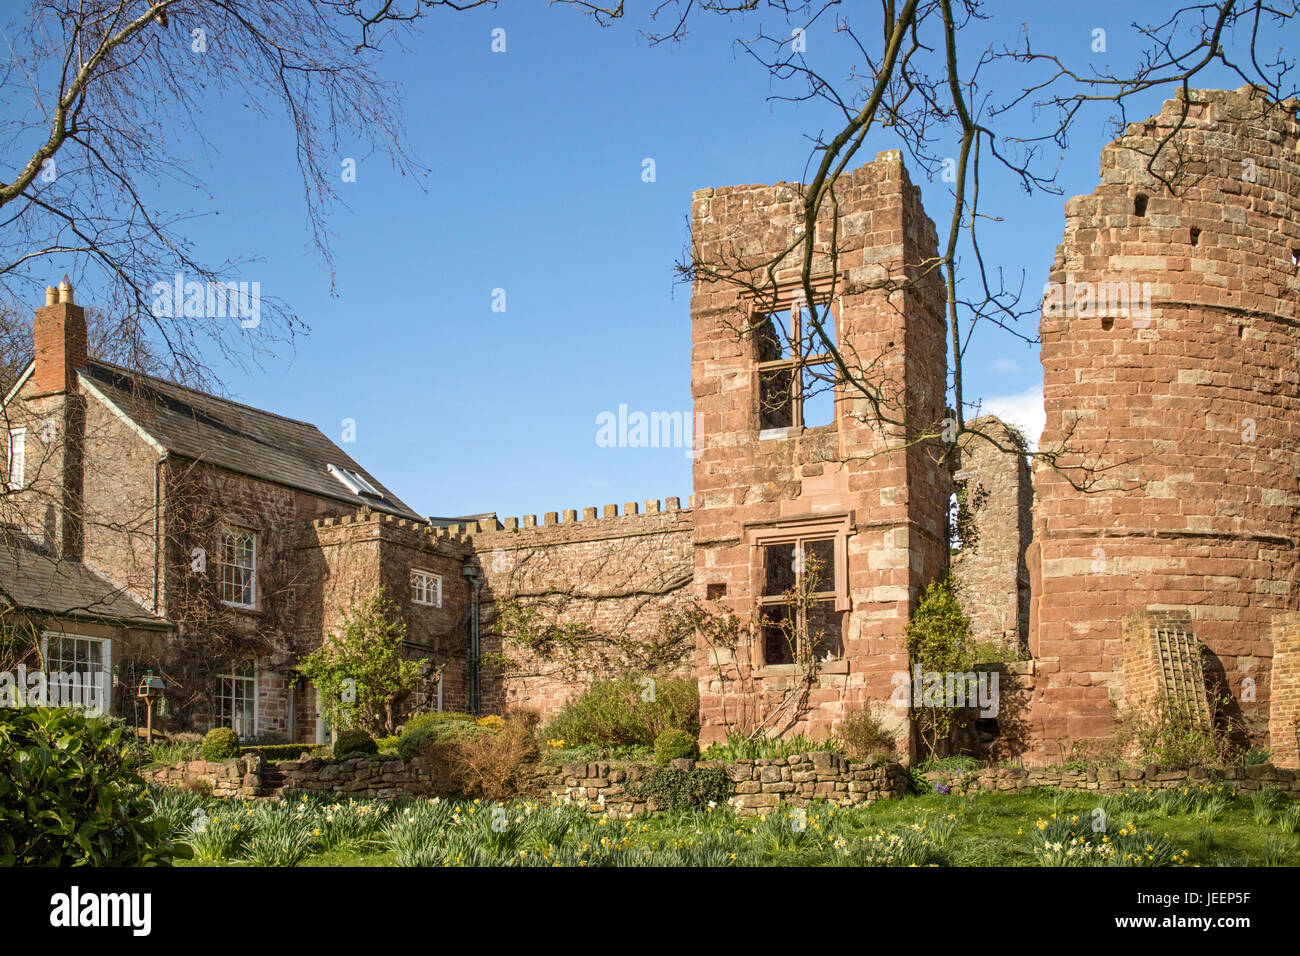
[927,762,1300,795]
[532,754,910,815]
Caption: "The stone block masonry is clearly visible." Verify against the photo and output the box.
[299,500,695,725]
[952,417,1033,654]
[689,150,950,751]
[1028,88,1300,761]
[470,499,695,720]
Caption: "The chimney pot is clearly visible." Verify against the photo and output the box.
[44,286,57,305]
[32,282,87,395]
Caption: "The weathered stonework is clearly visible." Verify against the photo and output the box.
[952,416,1033,653]
[1028,88,1300,759]
[9,87,1300,768]
[1269,612,1300,768]
[928,762,1300,795]
[689,151,950,750]
[471,500,694,719]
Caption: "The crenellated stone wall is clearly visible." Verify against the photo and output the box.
[471,499,695,720]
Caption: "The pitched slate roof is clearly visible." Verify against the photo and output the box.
[78,360,421,520]
[0,531,169,629]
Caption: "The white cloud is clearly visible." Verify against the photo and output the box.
[987,357,1020,375]
[976,385,1044,449]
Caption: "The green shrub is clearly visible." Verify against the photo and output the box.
[397,717,485,761]
[654,729,700,764]
[701,730,837,762]
[0,708,183,865]
[244,743,324,762]
[201,727,241,761]
[333,728,377,759]
[543,674,698,749]
[629,765,731,811]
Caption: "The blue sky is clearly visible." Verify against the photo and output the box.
[74,2,1292,520]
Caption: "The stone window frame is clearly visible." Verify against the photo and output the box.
[40,630,112,714]
[218,523,258,609]
[748,513,853,670]
[6,426,24,490]
[216,658,258,738]
[411,568,443,607]
[747,279,841,438]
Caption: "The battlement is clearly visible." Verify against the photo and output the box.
[306,495,695,545]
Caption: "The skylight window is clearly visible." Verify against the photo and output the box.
[328,463,383,499]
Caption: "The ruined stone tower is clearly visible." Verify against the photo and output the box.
[1028,88,1300,764]
[689,150,949,749]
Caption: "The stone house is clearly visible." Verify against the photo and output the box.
[1,279,453,741]
[2,86,1297,767]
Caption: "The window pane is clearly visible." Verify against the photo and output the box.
[804,538,837,593]
[754,309,794,362]
[761,604,794,665]
[217,661,256,738]
[801,363,835,428]
[44,636,110,709]
[808,601,844,660]
[759,367,794,430]
[220,528,255,605]
[763,543,796,596]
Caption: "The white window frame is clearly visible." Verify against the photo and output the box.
[219,524,258,609]
[216,659,258,739]
[39,631,112,714]
[411,569,443,607]
[7,427,25,491]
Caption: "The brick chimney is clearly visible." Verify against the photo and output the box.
[32,276,87,395]
[25,277,86,558]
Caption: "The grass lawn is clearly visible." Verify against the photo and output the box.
[159,782,1300,867]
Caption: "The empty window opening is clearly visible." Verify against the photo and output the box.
[1189,227,1201,246]
[1101,316,1115,331]
[801,365,836,428]
[1133,194,1148,217]
[754,296,838,432]
[706,582,727,601]
[1292,248,1300,269]
[757,535,844,666]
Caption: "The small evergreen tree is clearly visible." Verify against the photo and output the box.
[299,589,421,737]
[905,572,976,757]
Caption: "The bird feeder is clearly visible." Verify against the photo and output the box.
[137,670,165,744]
